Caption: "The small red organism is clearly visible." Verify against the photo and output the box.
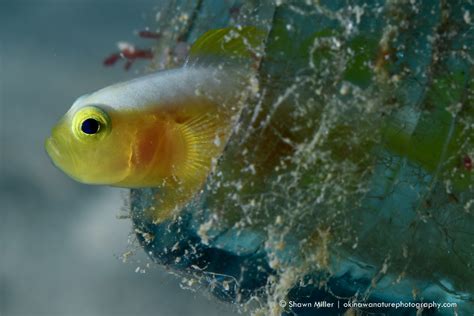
[103,53,121,66]
[463,155,472,171]
[103,42,153,70]
[103,29,160,70]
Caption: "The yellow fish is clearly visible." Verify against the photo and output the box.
[45,27,264,222]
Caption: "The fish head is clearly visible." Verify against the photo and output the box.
[45,104,133,185]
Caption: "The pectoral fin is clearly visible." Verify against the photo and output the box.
[148,107,233,223]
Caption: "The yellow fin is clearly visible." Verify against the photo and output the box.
[176,110,230,184]
[187,26,266,64]
[147,110,231,223]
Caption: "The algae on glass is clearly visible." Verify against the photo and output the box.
[99,0,472,315]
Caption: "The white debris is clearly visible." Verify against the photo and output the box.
[340,82,350,95]
[354,5,364,24]
[213,135,221,147]
[198,219,214,245]
[464,10,471,24]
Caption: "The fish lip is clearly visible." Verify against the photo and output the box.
[45,136,71,170]
[45,137,60,158]
[45,136,81,181]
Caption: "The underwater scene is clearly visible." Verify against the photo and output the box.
[2,0,473,315]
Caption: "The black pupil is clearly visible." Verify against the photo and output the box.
[81,118,100,134]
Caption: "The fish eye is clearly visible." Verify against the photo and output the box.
[81,118,100,134]
[72,106,111,140]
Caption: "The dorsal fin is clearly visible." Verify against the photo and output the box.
[186,26,266,66]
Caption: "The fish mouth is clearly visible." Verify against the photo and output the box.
[45,136,71,171]
[45,137,60,159]
[45,136,82,181]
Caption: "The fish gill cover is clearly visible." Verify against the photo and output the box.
[123,0,473,315]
